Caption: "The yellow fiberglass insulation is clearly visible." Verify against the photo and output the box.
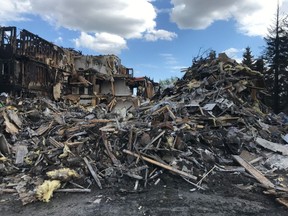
[36,180,61,202]
[46,168,80,181]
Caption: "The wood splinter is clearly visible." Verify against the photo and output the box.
[55,188,91,193]
[123,149,197,181]
[83,157,102,189]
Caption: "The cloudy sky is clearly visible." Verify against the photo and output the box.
[1,0,287,81]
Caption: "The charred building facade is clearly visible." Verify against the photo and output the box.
[0,26,157,111]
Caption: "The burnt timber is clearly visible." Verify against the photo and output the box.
[0,26,157,110]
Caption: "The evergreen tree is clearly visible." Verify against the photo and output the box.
[252,57,265,73]
[263,2,288,113]
[242,47,254,68]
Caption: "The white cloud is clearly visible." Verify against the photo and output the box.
[74,32,127,54]
[170,0,288,37]
[0,0,31,23]
[2,0,288,41]
[54,36,63,44]
[222,47,244,62]
[160,53,187,73]
[145,29,177,41]
[0,0,176,54]
[160,53,178,64]
[29,0,156,39]
[223,48,241,57]
[169,65,187,71]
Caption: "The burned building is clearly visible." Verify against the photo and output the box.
[0,26,73,95]
[0,26,157,111]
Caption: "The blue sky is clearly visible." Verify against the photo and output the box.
[1,0,287,82]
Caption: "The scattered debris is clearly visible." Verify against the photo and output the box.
[0,29,288,209]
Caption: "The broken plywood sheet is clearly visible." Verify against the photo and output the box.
[256,137,288,155]
[7,110,22,128]
[3,111,19,135]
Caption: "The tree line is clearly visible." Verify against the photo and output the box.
[242,3,288,114]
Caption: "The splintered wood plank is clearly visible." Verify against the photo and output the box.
[83,157,102,189]
[232,155,274,189]
[123,149,197,181]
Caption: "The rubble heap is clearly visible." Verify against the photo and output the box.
[1,54,288,207]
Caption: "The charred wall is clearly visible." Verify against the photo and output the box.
[0,26,158,109]
[0,26,72,96]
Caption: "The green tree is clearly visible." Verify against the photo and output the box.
[252,57,265,73]
[242,47,254,68]
[264,2,288,113]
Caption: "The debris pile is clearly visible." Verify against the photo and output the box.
[1,53,288,207]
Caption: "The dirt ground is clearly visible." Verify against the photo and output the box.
[1,172,288,216]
